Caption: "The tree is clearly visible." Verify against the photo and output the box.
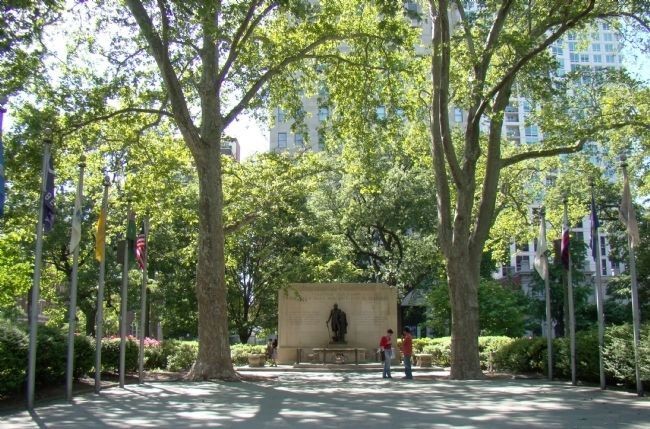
[425,0,649,378]
[82,0,410,380]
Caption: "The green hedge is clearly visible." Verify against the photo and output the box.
[230,343,266,366]
[0,321,95,396]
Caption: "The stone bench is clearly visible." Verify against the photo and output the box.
[415,353,433,368]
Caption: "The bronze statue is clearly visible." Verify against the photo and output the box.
[326,303,348,343]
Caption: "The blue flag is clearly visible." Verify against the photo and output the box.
[590,194,599,260]
[43,153,55,233]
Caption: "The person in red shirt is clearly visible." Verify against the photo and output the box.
[379,329,394,379]
[401,327,413,379]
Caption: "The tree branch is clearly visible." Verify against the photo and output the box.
[501,139,587,168]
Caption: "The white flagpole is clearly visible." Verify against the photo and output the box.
[27,133,52,410]
[620,161,643,397]
[541,210,553,381]
[563,198,576,386]
[138,217,149,383]
[94,175,110,393]
[590,182,606,390]
[65,155,86,402]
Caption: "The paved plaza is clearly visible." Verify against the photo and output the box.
[2,368,649,428]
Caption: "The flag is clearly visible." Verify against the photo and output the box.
[534,216,548,279]
[135,223,146,270]
[561,211,570,270]
[127,211,136,266]
[619,172,640,249]
[69,186,82,252]
[590,195,600,260]
[43,152,55,233]
[95,206,106,262]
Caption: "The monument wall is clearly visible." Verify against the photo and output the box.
[277,283,397,364]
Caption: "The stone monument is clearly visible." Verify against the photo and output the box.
[277,283,397,364]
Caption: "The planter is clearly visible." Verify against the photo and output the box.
[247,353,266,367]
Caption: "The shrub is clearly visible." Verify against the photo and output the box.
[35,325,68,386]
[73,334,95,378]
[0,319,28,395]
[144,344,166,370]
[478,336,514,369]
[167,342,198,371]
[493,337,546,373]
[603,323,650,388]
[101,337,139,373]
[422,338,451,367]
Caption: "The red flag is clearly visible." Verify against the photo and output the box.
[135,223,146,270]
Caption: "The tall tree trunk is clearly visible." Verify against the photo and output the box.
[84,306,97,337]
[187,141,237,380]
[447,254,482,379]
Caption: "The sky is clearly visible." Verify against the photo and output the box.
[225,115,269,160]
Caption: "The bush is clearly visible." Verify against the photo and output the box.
[553,330,600,383]
[101,337,139,373]
[73,334,95,378]
[144,344,166,370]
[35,325,68,386]
[492,337,546,373]
[603,323,650,388]
[479,336,514,369]
[167,342,198,371]
[0,319,28,395]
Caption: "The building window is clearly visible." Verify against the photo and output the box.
[516,255,530,272]
[568,42,577,52]
[592,43,600,52]
[278,132,287,148]
[318,106,329,121]
[295,133,304,147]
[600,236,607,257]
[454,107,463,123]
[506,126,520,140]
[575,231,584,243]
[580,54,590,62]
[603,33,614,41]
[525,125,539,142]
[568,32,577,41]
[602,260,608,276]
[552,46,563,56]
[376,106,386,120]
[277,108,285,123]
[506,112,519,122]
[570,53,580,62]
[601,22,610,30]
[606,54,616,63]
[593,54,602,63]
[591,32,600,41]
[604,43,614,52]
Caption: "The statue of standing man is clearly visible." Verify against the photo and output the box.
[326,303,348,343]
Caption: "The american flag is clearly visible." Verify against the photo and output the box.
[135,223,146,270]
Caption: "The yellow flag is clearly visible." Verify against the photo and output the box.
[95,207,106,262]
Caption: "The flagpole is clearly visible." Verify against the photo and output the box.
[540,209,553,381]
[620,160,643,397]
[138,217,149,384]
[119,200,132,388]
[590,181,606,390]
[65,155,86,402]
[94,175,110,394]
[563,198,576,386]
[0,96,7,218]
[27,132,52,410]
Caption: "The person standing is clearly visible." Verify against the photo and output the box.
[379,329,394,379]
[271,338,278,367]
[401,327,413,379]
[266,339,274,363]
